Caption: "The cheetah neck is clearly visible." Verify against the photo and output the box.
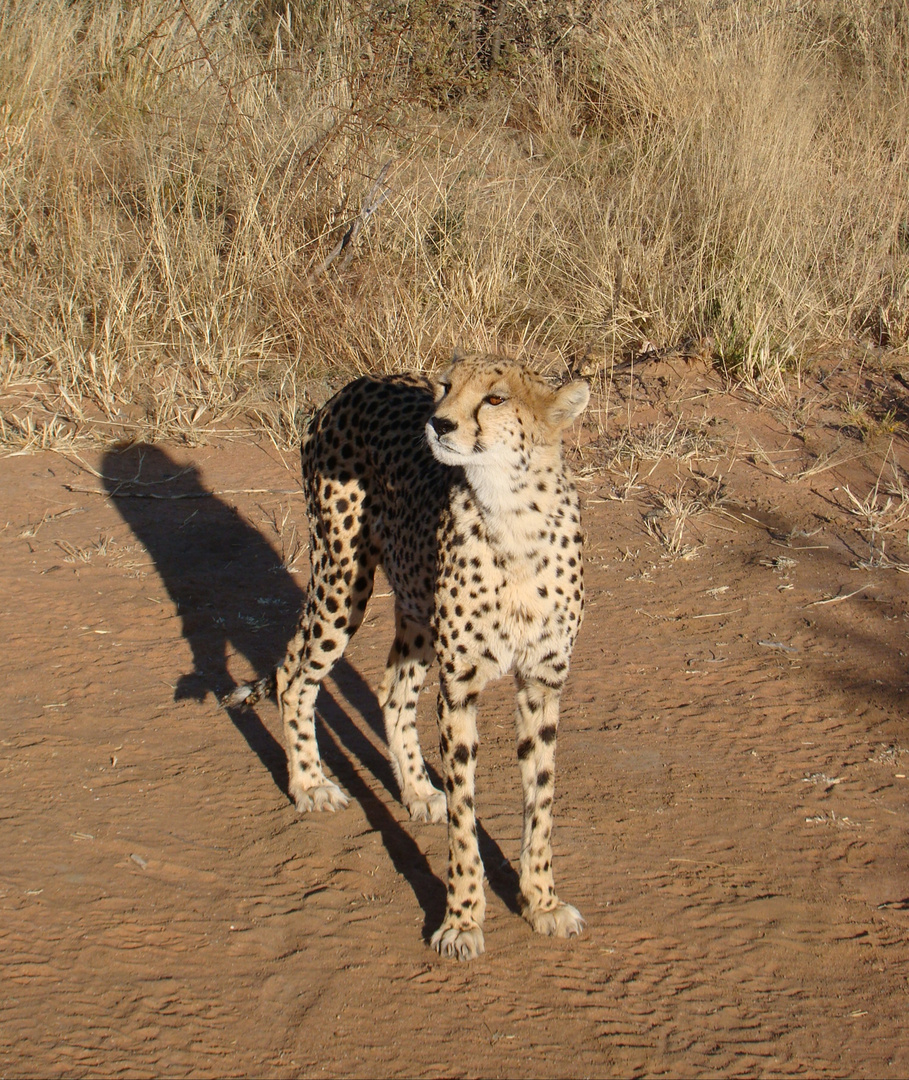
[463,445,568,553]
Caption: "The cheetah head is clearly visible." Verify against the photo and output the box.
[425,352,589,471]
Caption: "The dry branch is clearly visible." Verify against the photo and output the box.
[310,162,393,281]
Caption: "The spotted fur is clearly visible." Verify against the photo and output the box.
[239,352,589,959]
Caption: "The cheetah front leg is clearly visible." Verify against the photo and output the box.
[514,674,584,938]
[430,676,486,960]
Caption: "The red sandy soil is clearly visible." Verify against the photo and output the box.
[2,357,909,1078]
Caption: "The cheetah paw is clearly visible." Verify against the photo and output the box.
[527,902,585,939]
[405,789,447,824]
[289,780,350,813]
[430,923,486,961]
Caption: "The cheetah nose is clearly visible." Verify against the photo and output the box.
[430,416,457,437]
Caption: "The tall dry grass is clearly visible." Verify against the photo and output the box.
[1,0,908,448]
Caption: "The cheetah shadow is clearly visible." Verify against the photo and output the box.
[102,444,521,935]
[101,444,293,789]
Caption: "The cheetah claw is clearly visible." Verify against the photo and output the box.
[527,901,585,938]
[431,924,486,961]
[289,780,349,813]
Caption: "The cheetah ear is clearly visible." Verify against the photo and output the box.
[548,379,590,429]
[451,346,467,364]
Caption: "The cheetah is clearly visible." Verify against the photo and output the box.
[229,352,589,959]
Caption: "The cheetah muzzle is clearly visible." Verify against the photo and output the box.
[226,351,589,959]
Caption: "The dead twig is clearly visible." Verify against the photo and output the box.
[65,485,298,499]
[311,161,393,281]
[803,584,876,608]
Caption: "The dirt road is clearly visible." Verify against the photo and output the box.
[3,364,908,1077]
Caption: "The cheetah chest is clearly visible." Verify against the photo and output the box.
[436,500,582,676]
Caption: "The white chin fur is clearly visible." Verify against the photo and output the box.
[431,445,469,466]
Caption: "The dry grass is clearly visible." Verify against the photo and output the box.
[3,1,909,448]
[260,501,309,574]
[643,486,706,559]
[838,450,909,568]
[606,417,726,465]
[641,473,729,558]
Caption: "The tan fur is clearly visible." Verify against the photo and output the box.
[262,352,588,958]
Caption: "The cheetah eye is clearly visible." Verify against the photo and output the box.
[484,394,507,407]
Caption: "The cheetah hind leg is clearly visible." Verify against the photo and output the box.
[276,614,358,814]
[222,672,348,810]
[282,672,349,812]
[378,610,446,824]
